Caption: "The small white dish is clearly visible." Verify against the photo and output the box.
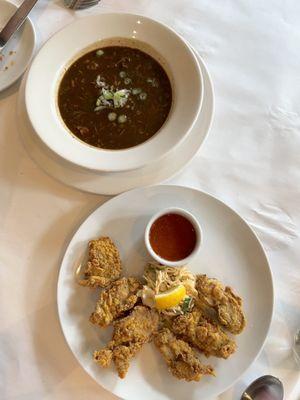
[145,207,202,267]
[0,0,35,92]
[25,13,203,172]
[17,46,213,194]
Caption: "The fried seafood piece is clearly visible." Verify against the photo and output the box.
[154,328,214,382]
[90,277,142,327]
[78,237,122,288]
[196,275,246,334]
[170,309,236,359]
[94,306,159,378]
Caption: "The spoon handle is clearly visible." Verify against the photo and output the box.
[241,393,253,400]
[0,0,39,48]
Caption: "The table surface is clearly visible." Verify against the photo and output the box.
[1,1,300,399]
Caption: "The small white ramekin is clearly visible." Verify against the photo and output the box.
[144,207,202,267]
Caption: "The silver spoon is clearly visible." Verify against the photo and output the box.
[241,375,284,400]
[293,328,300,366]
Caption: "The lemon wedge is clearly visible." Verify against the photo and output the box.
[155,285,186,310]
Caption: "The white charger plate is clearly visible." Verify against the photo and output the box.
[17,47,213,195]
[0,0,35,92]
[57,185,274,400]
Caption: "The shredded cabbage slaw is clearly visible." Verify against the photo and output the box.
[139,262,197,315]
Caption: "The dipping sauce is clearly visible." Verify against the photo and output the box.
[149,213,197,261]
[58,45,172,150]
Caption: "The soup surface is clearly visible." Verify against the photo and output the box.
[58,45,172,150]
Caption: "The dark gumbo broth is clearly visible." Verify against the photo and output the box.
[58,46,172,150]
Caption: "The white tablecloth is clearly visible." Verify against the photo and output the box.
[1,1,300,399]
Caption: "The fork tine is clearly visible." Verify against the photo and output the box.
[80,0,99,4]
[77,3,98,9]
[64,0,100,9]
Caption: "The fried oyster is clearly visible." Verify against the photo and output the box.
[90,277,142,327]
[196,274,246,334]
[154,328,214,382]
[94,306,159,378]
[169,308,236,359]
[78,237,122,288]
[76,234,247,383]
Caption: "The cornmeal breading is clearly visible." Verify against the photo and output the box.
[154,328,214,382]
[170,309,236,359]
[94,306,159,378]
[77,235,247,382]
[78,237,122,288]
[196,275,246,334]
[90,277,142,327]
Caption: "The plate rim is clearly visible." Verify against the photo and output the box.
[56,184,274,399]
[0,0,36,92]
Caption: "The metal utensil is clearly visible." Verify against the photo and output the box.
[241,375,284,400]
[0,0,39,50]
[293,328,300,366]
[64,0,100,10]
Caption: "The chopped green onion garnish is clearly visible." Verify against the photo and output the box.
[181,296,193,313]
[94,86,130,111]
[119,71,126,78]
[96,75,105,88]
[108,112,117,121]
[102,88,114,100]
[124,77,132,85]
[139,92,147,100]
[94,106,106,112]
[132,88,142,95]
[118,114,127,123]
[114,89,130,108]
[147,77,159,87]
[96,49,104,57]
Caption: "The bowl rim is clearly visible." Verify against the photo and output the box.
[144,206,202,267]
[25,12,203,172]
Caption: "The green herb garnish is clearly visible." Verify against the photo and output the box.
[95,87,130,111]
[118,114,127,124]
[132,88,142,95]
[102,88,114,100]
[96,75,105,88]
[108,112,117,121]
[181,296,193,314]
[147,77,159,87]
[96,49,104,57]
[139,92,147,100]
[113,89,130,108]
[124,77,132,85]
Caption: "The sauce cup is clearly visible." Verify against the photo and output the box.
[144,207,202,267]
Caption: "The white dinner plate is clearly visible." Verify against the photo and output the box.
[0,0,35,92]
[17,47,213,195]
[57,185,274,400]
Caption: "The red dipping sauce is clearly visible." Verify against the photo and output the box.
[149,213,197,261]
